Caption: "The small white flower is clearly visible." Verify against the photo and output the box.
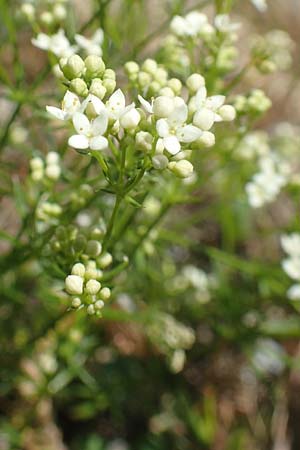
[282,258,300,281]
[214,14,240,33]
[281,234,300,258]
[68,111,108,151]
[250,0,267,12]
[46,90,81,121]
[75,29,104,56]
[32,29,77,58]
[106,89,134,121]
[170,11,208,37]
[156,103,201,155]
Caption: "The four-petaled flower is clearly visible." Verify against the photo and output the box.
[46,91,81,121]
[68,111,108,151]
[156,103,202,155]
[32,29,77,58]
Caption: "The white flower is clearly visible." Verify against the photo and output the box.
[250,0,267,12]
[214,14,240,33]
[68,112,108,151]
[75,29,104,56]
[65,275,83,295]
[106,89,134,121]
[281,234,300,258]
[170,11,208,37]
[156,103,201,155]
[287,284,300,300]
[138,95,153,114]
[32,29,77,58]
[46,90,81,121]
[282,258,300,281]
[190,87,227,130]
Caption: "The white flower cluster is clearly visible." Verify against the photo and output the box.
[234,89,272,116]
[65,261,111,316]
[182,265,216,304]
[281,233,300,301]
[235,131,269,160]
[30,151,61,182]
[46,54,236,179]
[170,12,239,39]
[21,0,68,27]
[246,155,289,208]
[32,28,104,59]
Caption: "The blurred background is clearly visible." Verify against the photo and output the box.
[1,1,300,449]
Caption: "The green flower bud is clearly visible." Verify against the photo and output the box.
[79,184,94,199]
[153,68,168,85]
[168,160,194,178]
[167,78,182,95]
[196,131,215,148]
[85,267,98,280]
[65,275,83,295]
[97,252,113,269]
[186,73,205,92]
[99,287,111,301]
[86,240,102,257]
[89,78,106,99]
[142,58,158,75]
[148,81,161,96]
[102,78,116,95]
[71,263,86,277]
[62,55,85,80]
[95,300,105,310]
[72,297,81,308]
[70,78,88,97]
[103,69,116,80]
[53,3,67,21]
[159,87,175,98]
[124,61,139,75]
[218,105,236,121]
[138,71,151,88]
[87,304,95,315]
[84,55,105,78]
[90,226,105,240]
[85,279,101,295]
[40,11,54,26]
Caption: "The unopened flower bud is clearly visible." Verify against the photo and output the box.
[72,297,81,308]
[97,252,113,268]
[120,108,141,129]
[21,3,35,21]
[197,131,215,147]
[45,164,61,180]
[71,263,86,277]
[99,287,111,301]
[159,87,175,98]
[46,152,59,165]
[89,78,106,99]
[124,61,139,76]
[152,154,169,170]
[53,4,67,21]
[135,131,153,152]
[142,58,158,75]
[87,304,95,315]
[103,69,116,80]
[62,55,85,79]
[95,300,104,310]
[70,78,88,97]
[154,68,168,85]
[186,73,205,92]
[30,157,44,171]
[138,71,151,87]
[40,11,53,26]
[85,279,101,295]
[73,234,87,252]
[167,78,182,95]
[86,240,102,257]
[168,160,194,178]
[218,105,236,121]
[153,96,174,118]
[102,78,116,95]
[65,275,83,295]
[84,55,105,78]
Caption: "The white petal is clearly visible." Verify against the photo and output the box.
[91,112,108,136]
[46,106,66,121]
[177,125,202,143]
[68,134,89,149]
[108,89,125,109]
[89,136,108,151]
[282,258,300,280]
[168,104,188,127]
[32,34,50,50]
[195,86,207,104]
[287,284,300,300]
[206,95,225,110]
[63,91,80,112]
[92,29,104,44]
[156,119,170,138]
[163,136,181,155]
[81,94,105,115]
[138,95,153,113]
[72,112,91,135]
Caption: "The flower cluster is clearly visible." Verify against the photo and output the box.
[234,89,272,117]
[21,0,68,28]
[245,155,289,208]
[251,29,294,73]
[281,233,300,301]
[30,151,61,182]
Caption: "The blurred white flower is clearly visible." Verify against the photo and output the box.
[170,11,209,37]
[287,284,300,300]
[281,233,300,258]
[282,258,300,281]
[32,29,77,57]
[46,90,81,121]
[214,14,240,33]
[250,0,268,12]
[75,29,104,56]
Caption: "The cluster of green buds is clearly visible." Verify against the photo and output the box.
[20,0,68,29]
[58,54,116,99]
[125,58,182,99]
[36,201,62,226]
[251,29,294,74]
[30,151,61,182]
[65,261,111,316]
[234,89,272,116]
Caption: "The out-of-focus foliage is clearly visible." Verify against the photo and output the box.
[1,1,300,449]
